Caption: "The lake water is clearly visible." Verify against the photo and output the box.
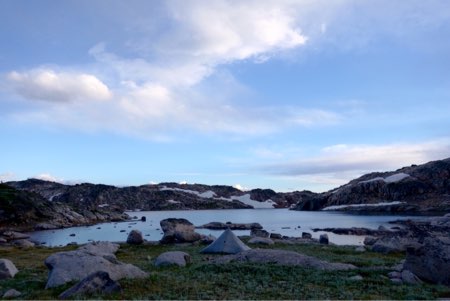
[28,209,424,247]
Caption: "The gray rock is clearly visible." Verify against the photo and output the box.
[349,275,363,281]
[0,259,18,279]
[212,249,356,271]
[2,289,21,298]
[34,223,59,230]
[0,237,7,244]
[250,228,270,238]
[160,218,202,244]
[319,234,329,244]
[199,234,216,245]
[363,236,377,246]
[302,232,312,239]
[388,271,401,279]
[355,246,366,252]
[126,230,144,245]
[154,251,191,267]
[248,237,274,245]
[404,236,450,285]
[371,235,417,253]
[58,271,121,299]
[1,231,30,241]
[45,242,148,288]
[270,233,282,239]
[401,269,422,285]
[12,239,35,248]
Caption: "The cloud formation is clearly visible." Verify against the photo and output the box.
[7,69,112,102]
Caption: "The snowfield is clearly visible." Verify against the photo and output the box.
[359,173,410,184]
[322,201,404,211]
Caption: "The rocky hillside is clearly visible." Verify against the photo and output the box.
[6,179,310,212]
[292,158,450,212]
[0,183,127,231]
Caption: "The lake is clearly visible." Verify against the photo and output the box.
[28,209,424,247]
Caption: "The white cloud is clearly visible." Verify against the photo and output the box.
[33,173,64,183]
[256,138,450,187]
[0,172,15,182]
[7,69,112,103]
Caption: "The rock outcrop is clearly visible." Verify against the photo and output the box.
[212,249,356,271]
[0,259,18,279]
[58,271,122,299]
[44,242,148,288]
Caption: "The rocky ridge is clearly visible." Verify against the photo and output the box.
[292,158,450,212]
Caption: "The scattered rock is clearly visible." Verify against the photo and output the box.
[355,246,366,252]
[319,234,329,245]
[2,289,21,298]
[388,271,401,279]
[58,271,122,299]
[69,234,76,237]
[349,275,363,281]
[141,216,146,222]
[44,241,147,288]
[302,232,312,239]
[154,251,191,267]
[250,228,269,238]
[126,230,144,245]
[34,223,59,230]
[390,278,403,285]
[120,230,126,232]
[198,222,262,230]
[270,233,282,239]
[0,238,7,244]
[160,218,202,244]
[12,239,35,248]
[363,236,377,246]
[212,249,356,271]
[0,259,18,279]
[248,237,274,245]
[371,235,417,254]
[199,234,216,245]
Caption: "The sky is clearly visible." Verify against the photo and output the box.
[1,0,450,192]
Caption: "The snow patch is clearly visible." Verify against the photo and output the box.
[160,186,216,199]
[322,201,404,211]
[359,173,410,184]
[223,194,276,209]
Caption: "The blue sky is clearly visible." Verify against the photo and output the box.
[1,0,450,192]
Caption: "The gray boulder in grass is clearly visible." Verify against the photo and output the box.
[0,259,18,279]
[154,251,191,267]
[45,241,147,288]
[58,271,122,299]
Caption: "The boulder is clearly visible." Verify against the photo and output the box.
[212,249,355,271]
[2,289,21,298]
[12,239,35,248]
[1,231,30,241]
[58,271,122,299]
[126,230,144,245]
[250,228,269,238]
[0,259,18,279]
[401,270,422,285]
[363,236,377,246]
[248,237,274,245]
[319,234,329,245]
[270,233,282,239]
[404,236,450,285]
[45,242,148,288]
[199,234,216,245]
[154,251,191,267]
[160,218,201,244]
[201,228,250,254]
[302,232,312,239]
[371,235,417,253]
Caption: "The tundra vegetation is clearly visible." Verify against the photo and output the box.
[0,241,449,300]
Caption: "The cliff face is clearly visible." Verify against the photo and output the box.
[292,158,450,212]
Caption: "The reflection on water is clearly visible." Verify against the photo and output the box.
[28,209,424,247]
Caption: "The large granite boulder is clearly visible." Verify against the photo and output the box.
[0,259,18,279]
[154,251,191,267]
[404,236,450,286]
[371,235,418,254]
[160,218,201,244]
[126,230,144,245]
[212,249,355,271]
[59,271,122,299]
[45,241,147,288]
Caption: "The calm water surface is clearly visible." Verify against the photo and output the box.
[28,209,423,247]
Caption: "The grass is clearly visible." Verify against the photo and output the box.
[0,242,449,300]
